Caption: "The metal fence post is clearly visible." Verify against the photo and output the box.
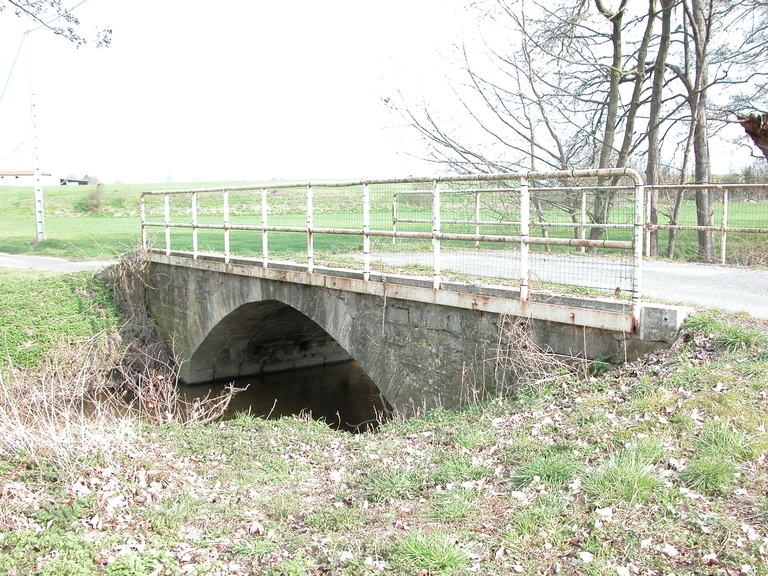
[475,190,481,248]
[363,183,371,281]
[645,188,652,257]
[432,180,441,289]
[519,172,530,301]
[721,186,728,265]
[580,189,587,254]
[392,192,398,245]
[261,187,269,268]
[164,192,170,256]
[191,191,198,259]
[307,184,314,273]
[140,195,147,251]
[223,189,230,264]
[632,172,644,326]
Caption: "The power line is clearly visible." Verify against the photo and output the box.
[0,34,25,106]
[0,0,92,106]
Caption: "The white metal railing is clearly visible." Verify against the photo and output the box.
[645,183,768,265]
[141,169,645,321]
[392,184,633,253]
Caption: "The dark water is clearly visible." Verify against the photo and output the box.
[179,361,390,432]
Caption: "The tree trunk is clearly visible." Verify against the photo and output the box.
[689,0,715,262]
[645,0,672,256]
[591,0,628,243]
[739,114,768,162]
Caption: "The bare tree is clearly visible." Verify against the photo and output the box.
[0,0,111,47]
[645,0,672,256]
[396,0,768,260]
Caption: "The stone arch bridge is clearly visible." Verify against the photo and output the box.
[147,253,686,412]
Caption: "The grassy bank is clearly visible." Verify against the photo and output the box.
[1,267,768,574]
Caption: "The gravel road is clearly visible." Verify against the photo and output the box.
[0,252,116,273]
[641,260,768,318]
[366,251,768,319]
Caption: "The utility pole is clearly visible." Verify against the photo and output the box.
[27,30,45,242]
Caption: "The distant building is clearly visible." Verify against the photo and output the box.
[60,177,89,186]
[0,170,59,187]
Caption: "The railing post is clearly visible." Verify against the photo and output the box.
[475,190,481,248]
[140,195,147,251]
[632,172,644,327]
[191,191,198,259]
[721,186,728,265]
[432,180,441,289]
[645,187,652,257]
[392,191,398,245]
[580,189,587,254]
[519,172,530,301]
[223,189,230,264]
[164,192,170,256]
[363,183,371,281]
[307,184,314,273]
[261,187,269,268]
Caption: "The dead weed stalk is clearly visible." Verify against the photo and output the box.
[0,247,240,477]
[461,315,579,405]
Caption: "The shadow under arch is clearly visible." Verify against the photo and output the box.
[183,299,391,430]
[187,299,356,383]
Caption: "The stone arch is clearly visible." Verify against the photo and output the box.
[185,299,353,383]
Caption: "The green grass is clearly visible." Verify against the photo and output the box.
[388,530,472,575]
[0,268,123,368]
[510,450,583,488]
[584,449,663,505]
[2,313,768,575]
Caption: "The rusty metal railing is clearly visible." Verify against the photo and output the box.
[140,169,645,322]
[645,183,768,265]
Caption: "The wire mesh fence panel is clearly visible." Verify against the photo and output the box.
[311,184,364,269]
[263,185,308,261]
[653,187,707,261]
[728,233,768,266]
[312,184,363,229]
[366,181,435,277]
[228,229,263,258]
[140,170,643,300]
[439,179,522,284]
[525,176,636,293]
[650,184,768,263]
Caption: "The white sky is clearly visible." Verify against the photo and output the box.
[0,0,757,184]
[0,0,467,183]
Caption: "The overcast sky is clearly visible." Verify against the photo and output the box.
[0,0,468,183]
[0,0,758,185]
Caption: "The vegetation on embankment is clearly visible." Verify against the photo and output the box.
[1,265,768,574]
[0,268,122,367]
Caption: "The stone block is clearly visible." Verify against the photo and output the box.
[385,305,409,325]
[640,303,692,343]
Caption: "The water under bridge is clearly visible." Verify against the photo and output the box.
[141,170,689,412]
